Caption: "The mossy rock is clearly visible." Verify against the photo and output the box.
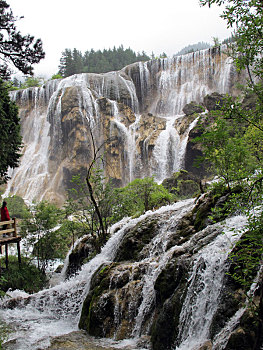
[162,170,200,199]
[78,263,115,335]
[151,257,190,350]
[182,101,205,116]
[115,217,158,262]
[203,92,225,111]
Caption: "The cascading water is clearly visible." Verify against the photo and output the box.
[139,46,233,116]
[3,47,237,204]
[3,88,51,203]
[109,101,141,182]
[131,199,196,337]
[151,115,199,183]
[1,195,255,350]
[0,200,193,349]
[174,215,247,350]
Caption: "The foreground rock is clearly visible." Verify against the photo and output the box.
[45,331,123,350]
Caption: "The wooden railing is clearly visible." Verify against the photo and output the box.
[0,218,17,238]
[0,218,21,270]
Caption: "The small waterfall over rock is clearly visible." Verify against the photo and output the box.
[1,194,261,350]
[175,215,247,350]
[3,46,240,204]
[0,200,192,349]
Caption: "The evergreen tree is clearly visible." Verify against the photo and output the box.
[0,79,22,184]
[0,0,45,79]
[58,45,151,77]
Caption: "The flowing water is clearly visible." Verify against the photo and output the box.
[0,200,193,349]
[0,200,250,350]
[3,47,236,203]
[175,215,247,350]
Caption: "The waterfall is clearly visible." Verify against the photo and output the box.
[151,115,199,183]
[175,215,247,350]
[3,89,51,203]
[4,46,236,204]
[145,46,233,116]
[0,201,193,350]
[131,199,195,337]
[110,101,141,182]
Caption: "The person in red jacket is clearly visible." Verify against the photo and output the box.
[1,201,10,230]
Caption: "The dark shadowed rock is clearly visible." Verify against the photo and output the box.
[182,101,205,116]
[203,92,225,111]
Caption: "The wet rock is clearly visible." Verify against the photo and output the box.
[162,170,200,199]
[79,262,145,339]
[197,340,212,350]
[45,330,118,350]
[114,217,159,262]
[203,92,225,111]
[182,101,205,116]
[151,256,191,350]
[66,236,95,278]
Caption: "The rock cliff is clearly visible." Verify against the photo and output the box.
[5,46,245,205]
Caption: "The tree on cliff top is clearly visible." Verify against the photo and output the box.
[0,0,45,79]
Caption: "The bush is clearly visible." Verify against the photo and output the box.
[2,195,28,219]
[0,256,47,293]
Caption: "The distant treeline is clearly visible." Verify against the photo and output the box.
[58,45,152,77]
[175,42,211,56]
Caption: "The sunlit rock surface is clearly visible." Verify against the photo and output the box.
[5,46,244,205]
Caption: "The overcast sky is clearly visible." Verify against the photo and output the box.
[7,0,232,78]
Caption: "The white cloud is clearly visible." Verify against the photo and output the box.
[7,0,231,77]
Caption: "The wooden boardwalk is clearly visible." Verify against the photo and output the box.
[0,218,21,271]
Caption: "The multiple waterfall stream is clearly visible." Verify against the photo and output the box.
[3,46,237,204]
[0,47,254,349]
[0,198,252,350]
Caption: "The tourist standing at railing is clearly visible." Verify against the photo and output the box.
[1,201,10,230]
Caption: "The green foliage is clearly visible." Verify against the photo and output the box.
[58,45,151,77]
[21,201,67,273]
[20,76,44,88]
[65,168,115,252]
[195,102,258,190]
[51,73,63,80]
[0,1,45,79]
[66,174,174,255]
[200,0,263,85]
[0,256,47,293]
[2,195,27,218]
[212,37,221,48]
[113,177,175,222]
[199,0,263,293]
[175,42,211,56]
[0,79,22,184]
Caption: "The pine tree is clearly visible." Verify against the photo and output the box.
[0,0,45,79]
[0,79,22,183]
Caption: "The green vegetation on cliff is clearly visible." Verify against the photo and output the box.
[58,46,151,77]
[199,0,263,292]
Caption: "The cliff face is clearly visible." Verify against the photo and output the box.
[5,46,244,205]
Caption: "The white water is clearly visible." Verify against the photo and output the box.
[3,94,51,203]
[3,47,236,204]
[132,199,195,336]
[175,215,247,350]
[0,201,193,350]
[152,115,199,183]
[110,101,141,182]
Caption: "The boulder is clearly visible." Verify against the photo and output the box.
[203,92,225,111]
[162,170,200,199]
[182,101,205,116]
